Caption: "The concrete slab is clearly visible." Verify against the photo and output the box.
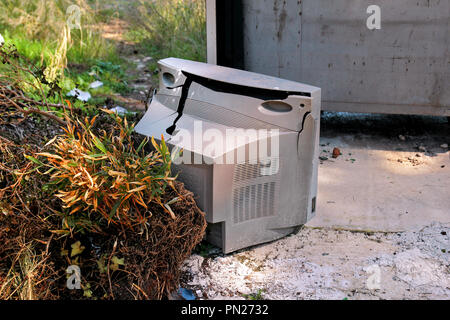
[307,113,450,232]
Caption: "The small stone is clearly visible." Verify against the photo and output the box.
[332,147,341,158]
[440,144,448,149]
[319,156,328,161]
[415,154,421,157]
[398,135,406,141]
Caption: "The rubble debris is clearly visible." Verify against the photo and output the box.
[178,288,196,300]
[398,135,406,141]
[67,88,91,102]
[440,144,448,149]
[108,106,136,116]
[88,80,104,89]
[391,156,423,166]
[332,147,341,158]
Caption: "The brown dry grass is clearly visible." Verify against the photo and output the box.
[0,112,207,300]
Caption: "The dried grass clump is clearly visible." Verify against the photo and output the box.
[119,181,206,299]
[0,234,56,300]
[1,28,206,299]
[0,112,207,300]
[0,122,61,300]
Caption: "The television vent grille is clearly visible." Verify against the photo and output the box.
[233,182,276,223]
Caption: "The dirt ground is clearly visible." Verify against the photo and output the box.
[181,113,449,300]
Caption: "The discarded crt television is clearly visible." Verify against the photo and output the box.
[135,58,321,253]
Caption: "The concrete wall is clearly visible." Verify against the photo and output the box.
[208,0,450,116]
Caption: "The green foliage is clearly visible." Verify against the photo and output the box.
[0,44,67,116]
[63,59,131,97]
[0,30,54,66]
[0,0,116,63]
[242,289,266,301]
[126,0,206,62]
[0,0,206,107]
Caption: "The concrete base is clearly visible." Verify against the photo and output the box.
[307,113,450,232]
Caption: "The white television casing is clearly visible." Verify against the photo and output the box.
[135,58,321,253]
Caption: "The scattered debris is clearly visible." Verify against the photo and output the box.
[67,88,91,102]
[88,80,104,89]
[108,106,136,116]
[390,156,423,166]
[332,147,341,158]
[440,144,448,149]
[398,135,406,141]
[178,288,196,300]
